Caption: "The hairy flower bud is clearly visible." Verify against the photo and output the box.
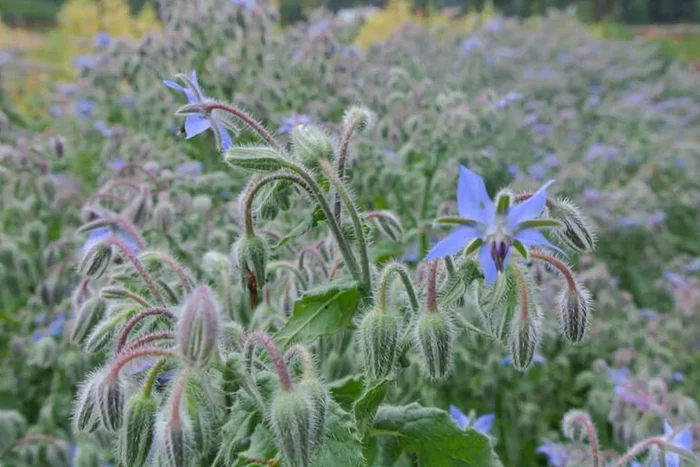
[122,186,152,227]
[291,124,335,167]
[73,440,100,467]
[28,335,58,368]
[78,241,113,279]
[415,311,455,380]
[224,145,285,172]
[372,211,403,242]
[508,292,542,371]
[234,235,268,292]
[270,390,313,467]
[176,286,221,368]
[550,198,596,253]
[71,297,107,345]
[96,373,124,432]
[72,371,101,433]
[299,378,328,456]
[154,410,193,467]
[192,195,212,215]
[342,106,376,133]
[558,286,591,344]
[154,198,176,233]
[201,251,231,279]
[119,393,157,467]
[359,308,401,380]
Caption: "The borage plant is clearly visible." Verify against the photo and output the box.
[69,71,596,466]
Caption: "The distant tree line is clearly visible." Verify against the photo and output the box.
[2,0,699,26]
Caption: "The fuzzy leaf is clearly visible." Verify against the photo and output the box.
[328,375,365,412]
[353,379,389,436]
[312,401,364,467]
[372,403,496,467]
[275,281,360,346]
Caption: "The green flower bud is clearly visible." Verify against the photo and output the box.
[184,376,224,454]
[28,336,58,368]
[201,251,231,280]
[119,394,157,467]
[508,302,542,372]
[192,195,212,215]
[122,186,152,227]
[96,374,124,432]
[359,308,401,381]
[71,297,107,345]
[415,310,454,380]
[224,145,285,172]
[176,286,221,368]
[550,198,596,253]
[72,372,101,433]
[234,235,268,293]
[154,410,194,467]
[73,440,100,467]
[154,198,176,233]
[270,390,312,467]
[342,106,376,133]
[558,286,591,344]
[291,124,335,167]
[25,220,47,251]
[78,241,113,279]
[299,378,328,456]
[36,176,57,204]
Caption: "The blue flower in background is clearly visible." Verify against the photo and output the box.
[83,226,140,255]
[93,120,113,138]
[231,0,256,10]
[73,99,95,117]
[606,366,629,386]
[308,20,330,39]
[460,37,482,56]
[177,161,204,177]
[279,114,310,134]
[663,271,689,289]
[646,421,692,467]
[73,55,96,70]
[106,159,126,172]
[163,70,233,150]
[31,314,66,341]
[537,439,568,467]
[529,163,546,180]
[449,405,495,435]
[426,166,562,285]
[94,31,110,48]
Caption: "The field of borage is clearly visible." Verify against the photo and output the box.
[1,1,700,466]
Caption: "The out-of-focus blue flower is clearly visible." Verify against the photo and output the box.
[502,354,546,366]
[83,226,140,255]
[381,147,394,156]
[654,420,692,467]
[31,314,66,341]
[582,189,599,204]
[342,45,363,59]
[585,143,620,161]
[94,31,110,48]
[427,166,563,285]
[529,163,546,180]
[674,156,690,168]
[531,124,551,135]
[93,120,113,138]
[0,51,13,65]
[231,0,256,10]
[536,439,568,467]
[460,37,482,56]
[49,105,64,116]
[485,19,501,33]
[449,405,495,435]
[640,308,659,320]
[279,114,310,134]
[73,55,96,70]
[647,211,666,228]
[120,94,136,108]
[522,112,538,126]
[74,99,95,117]
[663,271,689,289]
[673,372,685,383]
[617,217,642,228]
[682,258,700,274]
[106,159,127,172]
[308,20,330,39]
[606,366,629,386]
[177,161,204,177]
[163,70,233,150]
[507,164,520,176]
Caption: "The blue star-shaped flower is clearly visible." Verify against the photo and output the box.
[449,405,495,435]
[427,166,563,285]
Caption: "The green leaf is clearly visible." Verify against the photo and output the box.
[275,206,325,250]
[234,424,277,466]
[275,281,360,346]
[328,374,365,412]
[353,379,390,436]
[371,403,495,467]
[312,401,365,467]
[371,241,404,263]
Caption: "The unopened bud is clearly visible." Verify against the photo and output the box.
[224,145,285,172]
[558,286,590,344]
[176,286,221,368]
[154,198,176,233]
[25,221,47,251]
[372,211,403,242]
[299,378,328,456]
[291,124,335,167]
[342,106,376,134]
[234,235,268,292]
[359,308,401,380]
[28,336,57,368]
[270,390,312,467]
[71,297,107,345]
[415,311,454,380]
[119,393,157,467]
[122,186,152,227]
[154,408,194,467]
[508,298,542,371]
[550,198,596,253]
[37,176,57,204]
[192,195,212,215]
[73,440,100,467]
[78,241,113,279]
[99,285,132,301]
[96,373,124,432]
[72,372,101,433]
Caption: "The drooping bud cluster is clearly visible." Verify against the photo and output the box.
[70,296,106,345]
[291,124,335,167]
[234,235,269,293]
[359,306,401,381]
[78,241,113,279]
[548,198,596,253]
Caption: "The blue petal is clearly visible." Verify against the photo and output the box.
[664,420,674,437]
[449,405,469,430]
[508,179,555,229]
[478,244,498,286]
[473,414,495,434]
[163,80,185,92]
[674,427,693,450]
[217,124,233,150]
[665,452,679,467]
[185,115,211,139]
[426,227,480,260]
[514,228,567,257]
[457,166,494,224]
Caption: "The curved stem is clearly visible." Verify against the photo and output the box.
[285,345,316,379]
[279,159,360,284]
[101,286,152,308]
[298,246,329,279]
[109,347,177,380]
[0,434,65,459]
[141,251,194,294]
[512,266,530,325]
[244,332,294,392]
[530,250,577,291]
[115,307,175,354]
[268,261,309,291]
[142,358,168,397]
[199,102,281,151]
[376,262,419,314]
[170,370,190,424]
[334,118,362,220]
[567,412,600,467]
[124,331,175,353]
[107,236,165,306]
[613,437,697,467]
[318,158,371,292]
[242,173,305,238]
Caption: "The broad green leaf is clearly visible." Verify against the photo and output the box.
[234,424,277,466]
[371,403,495,467]
[328,374,365,412]
[371,241,404,263]
[312,401,365,467]
[353,379,390,436]
[275,281,360,346]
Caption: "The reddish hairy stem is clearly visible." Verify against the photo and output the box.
[568,413,600,467]
[0,434,64,459]
[425,261,439,313]
[170,371,189,424]
[514,192,556,209]
[334,118,362,220]
[199,102,281,150]
[124,331,175,353]
[115,307,175,354]
[298,246,329,279]
[246,332,294,392]
[513,267,530,325]
[107,236,165,306]
[109,347,177,380]
[530,251,577,291]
